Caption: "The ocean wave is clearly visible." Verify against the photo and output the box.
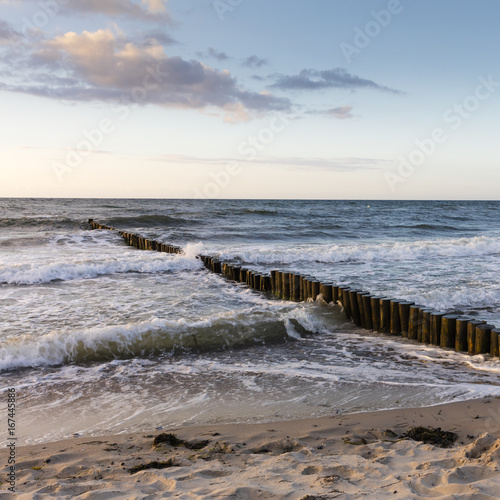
[214,236,500,265]
[0,217,83,230]
[0,248,203,285]
[0,312,314,371]
[105,214,199,228]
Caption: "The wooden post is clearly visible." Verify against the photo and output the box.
[292,275,301,301]
[261,275,271,292]
[349,290,362,326]
[240,268,248,283]
[490,328,500,357]
[305,278,313,300]
[408,305,421,340]
[475,324,493,354]
[398,301,415,337]
[232,266,241,281]
[320,283,333,303]
[370,296,382,332]
[467,320,483,354]
[342,288,352,319]
[275,271,283,299]
[440,314,459,348]
[455,317,469,352]
[332,285,341,304]
[299,276,306,301]
[311,281,321,301]
[253,274,262,290]
[390,299,402,335]
[282,273,290,300]
[379,298,392,334]
[271,270,278,294]
[430,312,446,345]
[356,292,368,329]
[362,294,373,330]
[422,310,434,344]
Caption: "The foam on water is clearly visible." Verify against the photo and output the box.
[1,198,500,445]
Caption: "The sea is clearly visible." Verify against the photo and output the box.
[1,198,500,446]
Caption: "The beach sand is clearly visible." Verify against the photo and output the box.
[1,397,500,499]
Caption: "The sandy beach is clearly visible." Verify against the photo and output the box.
[1,397,499,499]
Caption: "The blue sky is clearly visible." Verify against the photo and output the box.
[1,0,499,199]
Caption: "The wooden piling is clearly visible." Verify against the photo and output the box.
[379,298,392,334]
[341,288,352,319]
[475,324,493,354]
[430,312,446,345]
[271,270,278,294]
[362,294,373,330]
[311,281,321,301]
[370,296,382,332]
[356,292,368,329]
[292,274,301,301]
[422,310,434,344]
[253,274,261,291]
[440,314,459,349]
[349,290,362,326]
[490,329,500,357]
[240,268,248,283]
[467,320,483,354]
[332,285,341,304]
[282,273,290,301]
[273,272,281,298]
[408,305,421,340]
[455,317,469,352]
[320,283,333,303]
[390,299,402,336]
[398,301,415,337]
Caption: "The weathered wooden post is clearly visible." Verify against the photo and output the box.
[292,274,302,301]
[398,301,415,337]
[467,320,483,354]
[320,283,333,303]
[349,289,362,326]
[356,292,368,329]
[430,312,446,345]
[408,305,420,340]
[276,272,283,298]
[490,328,500,357]
[390,299,402,335]
[455,317,469,352]
[379,298,392,334]
[271,270,278,294]
[475,324,493,354]
[332,285,341,304]
[422,310,434,344]
[311,281,321,301]
[282,273,290,300]
[341,287,352,319]
[440,314,459,348]
[370,296,382,332]
[362,294,373,330]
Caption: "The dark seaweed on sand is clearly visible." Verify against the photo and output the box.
[129,459,177,474]
[153,432,210,450]
[403,427,458,448]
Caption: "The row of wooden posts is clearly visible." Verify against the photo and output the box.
[88,219,500,359]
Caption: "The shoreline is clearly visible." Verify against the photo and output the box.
[2,397,500,499]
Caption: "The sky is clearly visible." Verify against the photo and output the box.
[1,0,499,199]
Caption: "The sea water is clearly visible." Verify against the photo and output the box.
[1,198,499,445]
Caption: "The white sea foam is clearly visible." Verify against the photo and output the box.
[0,252,203,285]
[0,309,306,371]
[213,235,500,265]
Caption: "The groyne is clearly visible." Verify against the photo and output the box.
[88,219,500,358]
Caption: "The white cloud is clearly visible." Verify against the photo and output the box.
[8,28,290,122]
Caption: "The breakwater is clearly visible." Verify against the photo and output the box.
[88,219,500,358]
